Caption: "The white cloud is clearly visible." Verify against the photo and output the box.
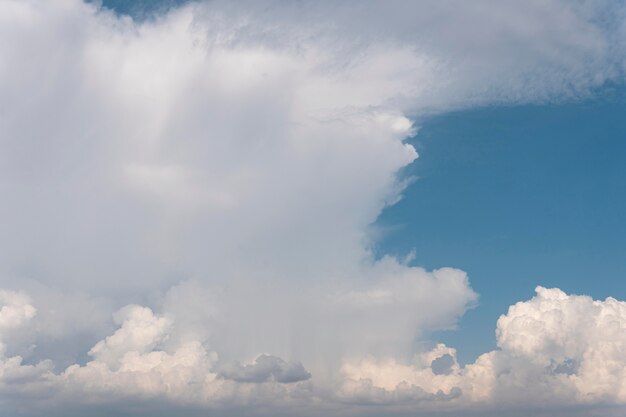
[217,354,311,384]
[0,0,624,415]
[489,286,626,404]
[1,286,625,415]
[87,305,173,368]
[0,290,35,331]
[339,287,626,412]
[0,290,37,364]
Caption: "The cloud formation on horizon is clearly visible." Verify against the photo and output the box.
[0,0,625,415]
[2,286,626,416]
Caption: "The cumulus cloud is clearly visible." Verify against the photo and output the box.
[339,287,626,413]
[0,0,625,416]
[87,305,173,368]
[0,290,35,331]
[0,300,311,412]
[218,355,311,384]
[1,286,626,415]
[0,290,37,364]
[488,286,626,404]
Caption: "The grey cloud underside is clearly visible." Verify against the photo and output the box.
[217,355,311,383]
[1,0,626,416]
[430,354,455,376]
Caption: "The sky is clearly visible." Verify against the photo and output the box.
[378,94,626,363]
[1,1,626,416]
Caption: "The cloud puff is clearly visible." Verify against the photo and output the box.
[0,291,54,402]
[218,355,311,384]
[87,305,173,368]
[487,286,626,404]
[0,290,37,366]
[0,290,35,331]
[339,343,464,406]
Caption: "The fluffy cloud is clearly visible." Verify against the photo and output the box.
[0,290,35,331]
[218,355,311,384]
[0,301,311,411]
[0,290,37,363]
[489,287,626,404]
[339,287,626,413]
[2,286,625,416]
[0,0,625,416]
[87,305,173,368]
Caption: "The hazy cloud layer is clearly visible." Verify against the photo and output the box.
[218,354,311,384]
[1,0,625,415]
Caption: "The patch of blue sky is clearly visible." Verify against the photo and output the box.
[98,0,189,19]
[376,88,626,363]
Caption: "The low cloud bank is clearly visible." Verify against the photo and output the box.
[1,287,625,415]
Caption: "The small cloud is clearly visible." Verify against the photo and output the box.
[431,354,455,376]
[218,354,311,383]
[551,358,578,376]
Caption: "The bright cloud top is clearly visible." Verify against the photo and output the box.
[341,287,626,409]
[0,0,625,416]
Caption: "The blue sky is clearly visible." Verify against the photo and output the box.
[378,90,626,362]
[2,1,626,416]
[99,0,185,17]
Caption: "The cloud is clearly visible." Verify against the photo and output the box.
[0,290,37,365]
[87,305,173,368]
[487,286,626,404]
[0,300,314,414]
[339,287,626,412]
[0,0,625,415]
[218,355,311,384]
[1,286,626,415]
[0,290,36,331]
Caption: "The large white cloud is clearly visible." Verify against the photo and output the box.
[0,0,625,415]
